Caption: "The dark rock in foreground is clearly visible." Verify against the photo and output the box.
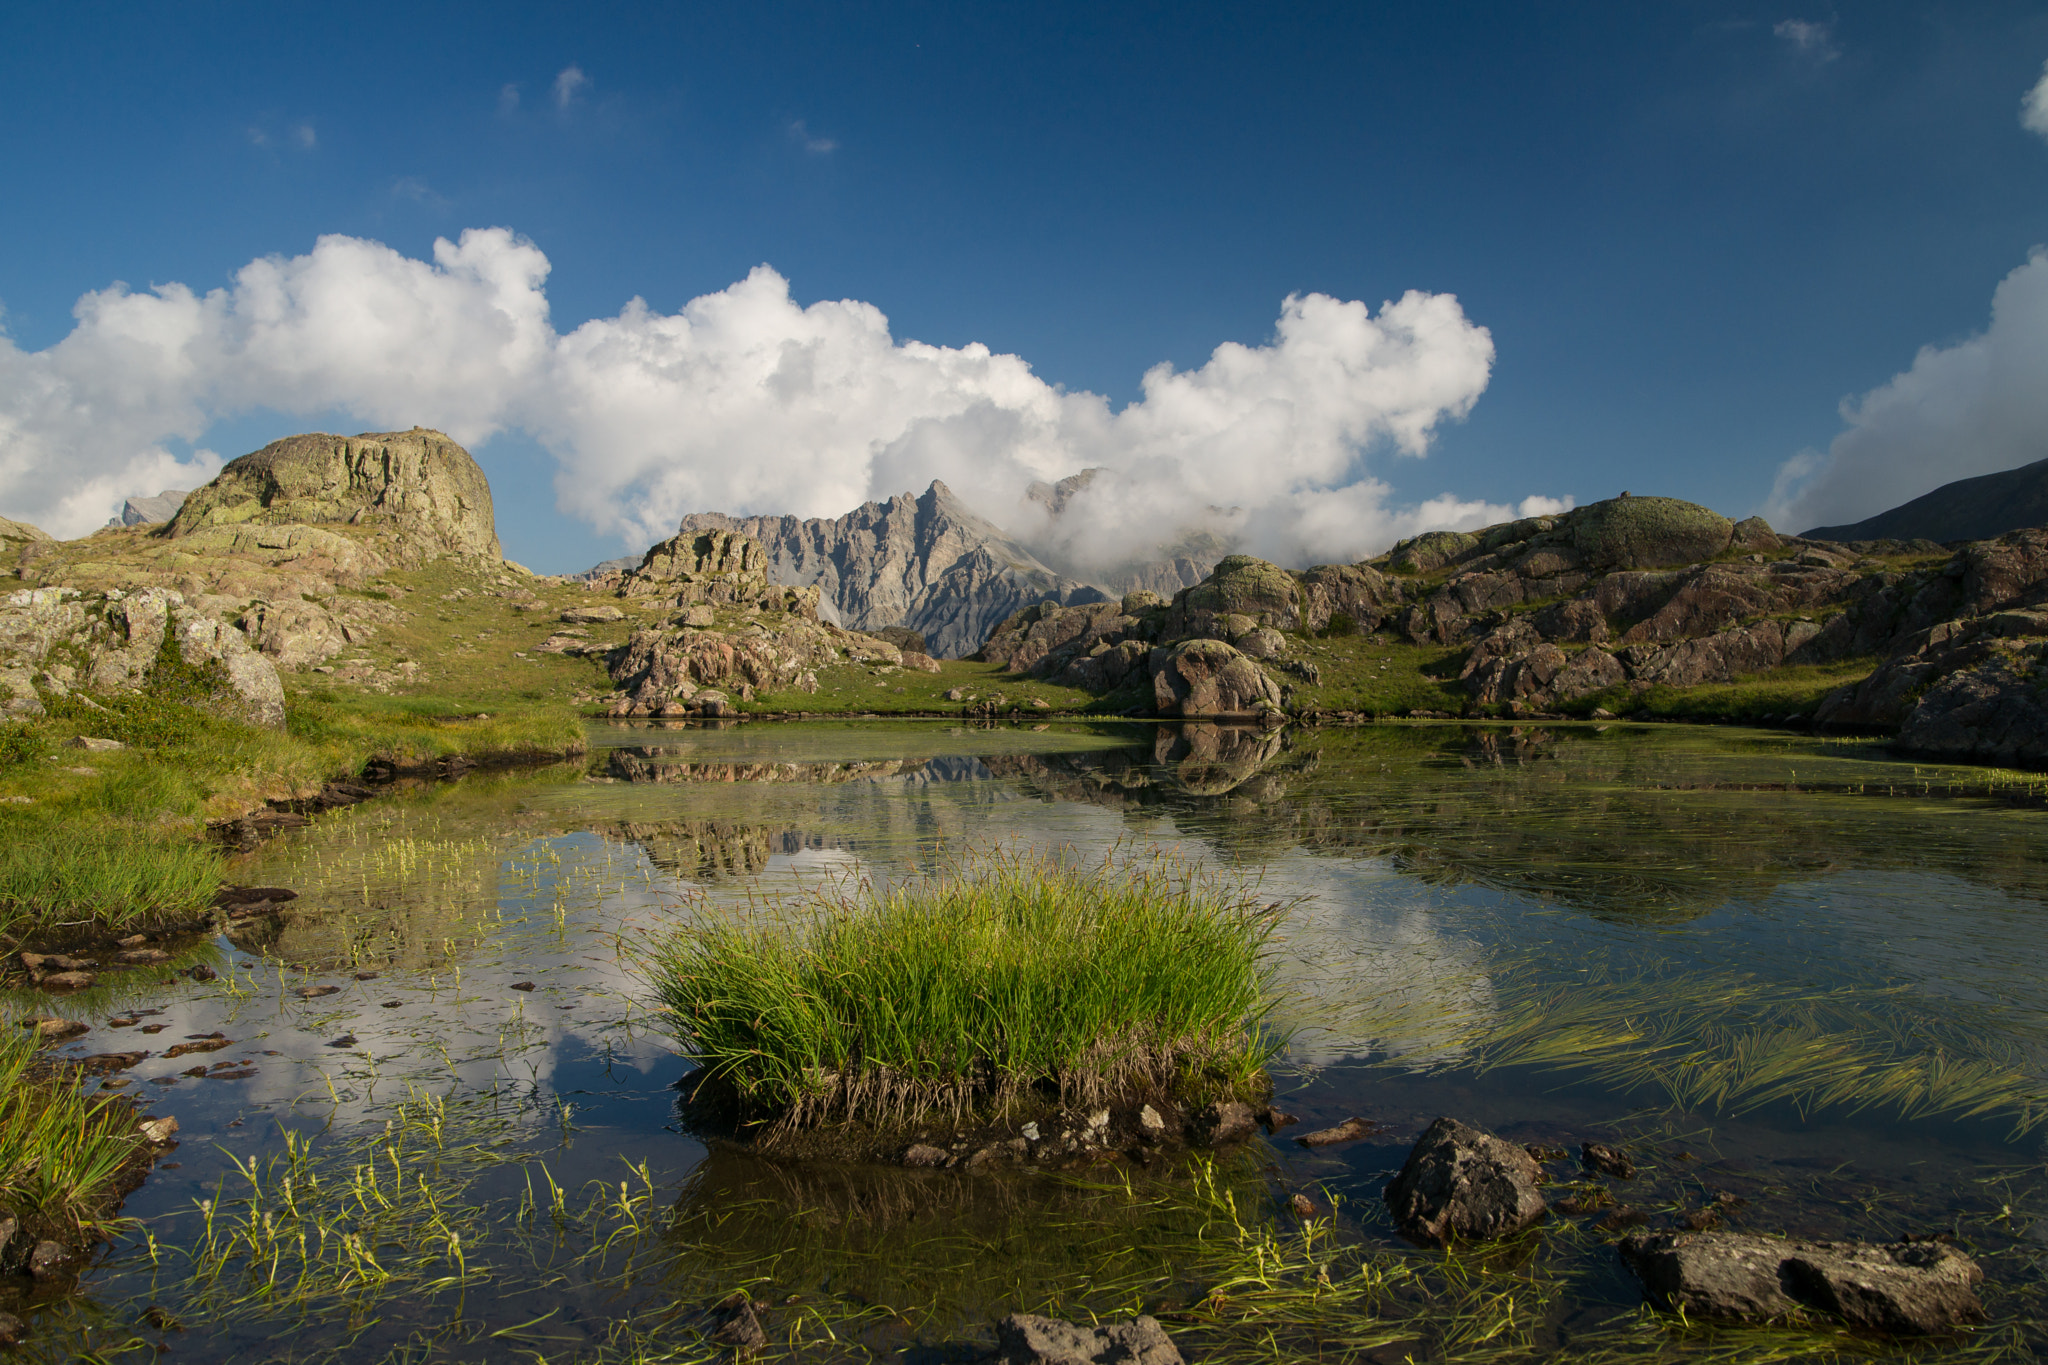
[1620,1231,1985,1334]
[1384,1116,1547,1246]
[988,1312,1183,1365]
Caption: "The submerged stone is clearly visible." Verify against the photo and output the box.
[1384,1116,1547,1246]
[1620,1231,1985,1334]
[989,1312,1183,1365]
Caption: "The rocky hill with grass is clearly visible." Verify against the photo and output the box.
[670,479,1215,658]
[979,493,2048,767]
[0,428,509,727]
[1805,454,2048,544]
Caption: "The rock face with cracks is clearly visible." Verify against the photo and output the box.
[1619,1231,1985,1334]
[1383,1116,1548,1246]
[988,1313,1184,1365]
[169,428,501,562]
[0,585,285,727]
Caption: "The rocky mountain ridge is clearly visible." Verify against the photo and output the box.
[672,480,1213,658]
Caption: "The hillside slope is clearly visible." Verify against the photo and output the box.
[1805,455,2048,543]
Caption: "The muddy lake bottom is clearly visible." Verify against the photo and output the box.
[6,718,2047,1362]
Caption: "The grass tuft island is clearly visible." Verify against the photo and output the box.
[647,850,1283,1161]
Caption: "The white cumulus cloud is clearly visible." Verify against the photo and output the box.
[0,227,1544,563]
[1764,247,2048,533]
[2024,59,2048,141]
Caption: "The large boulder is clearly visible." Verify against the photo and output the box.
[168,429,501,561]
[1570,495,1735,570]
[1383,1117,1547,1246]
[1619,1232,1984,1334]
[1148,639,1284,718]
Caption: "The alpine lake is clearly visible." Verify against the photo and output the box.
[8,717,2048,1364]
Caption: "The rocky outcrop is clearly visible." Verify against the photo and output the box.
[1620,1232,1984,1334]
[1383,1117,1548,1247]
[617,528,823,620]
[0,517,53,547]
[168,429,501,562]
[599,529,935,710]
[0,586,285,727]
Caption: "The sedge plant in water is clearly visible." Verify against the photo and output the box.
[646,849,1285,1136]
[0,1025,150,1251]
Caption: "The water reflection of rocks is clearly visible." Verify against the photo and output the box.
[606,747,996,787]
[609,820,826,880]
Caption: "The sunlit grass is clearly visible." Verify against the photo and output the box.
[645,848,1284,1130]
[0,1025,149,1244]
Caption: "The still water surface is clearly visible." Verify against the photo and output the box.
[9,719,2048,1362]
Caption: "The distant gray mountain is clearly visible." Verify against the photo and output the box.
[573,555,639,582]
[678,480,1212,658]
[1805,455,2048,543]
[106,488,189,528]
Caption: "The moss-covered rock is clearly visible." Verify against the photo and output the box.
[1387,530,1479,575]
[169,429,501,562]
[1569,496,1734,570]
[1168,555,1303,636]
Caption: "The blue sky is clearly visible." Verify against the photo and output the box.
[3,2,2047,572]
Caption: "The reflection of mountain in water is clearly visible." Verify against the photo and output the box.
[976,722,2048,923]
[605,819,830,880]
[606,748,996,786]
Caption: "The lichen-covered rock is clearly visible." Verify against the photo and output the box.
[169,429,501,561]
[1149,639,1284,717]
[1384,1116,1547,1246]
[0,585,285,727]
[1168,555,1304,636]
[1570,495,1735,569]
[1731,515,1783,552]
[1620,1231,1984,1334]
[239,599,348,670]
[1298,562,1401,632]
[1388,529,1480,575]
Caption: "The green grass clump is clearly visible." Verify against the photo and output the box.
[0,823,221,943]
[0,1027,147,1244]
[648,850,1283,1130]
